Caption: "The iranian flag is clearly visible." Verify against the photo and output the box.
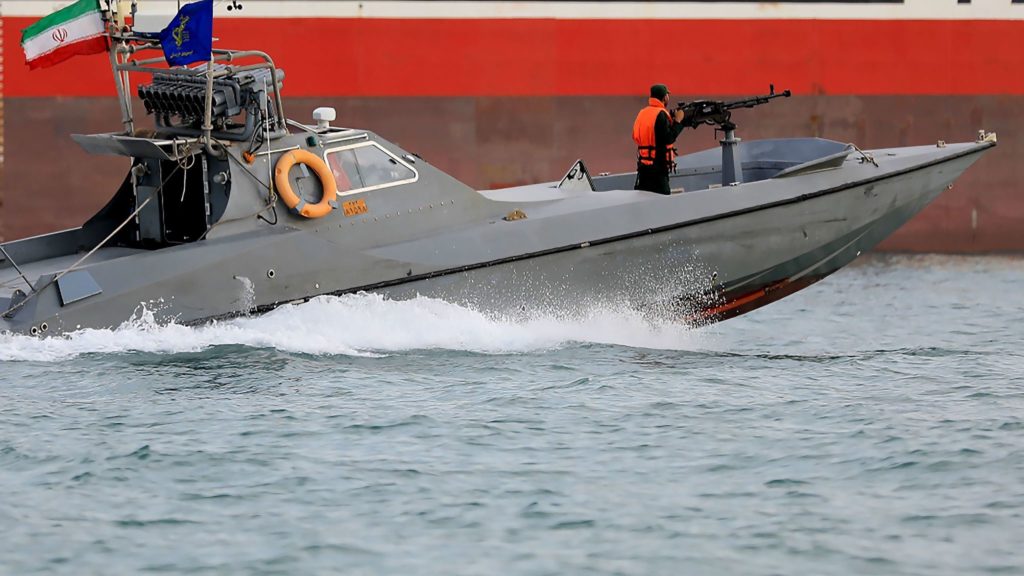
[20,0,107,70]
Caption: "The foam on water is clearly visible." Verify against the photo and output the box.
[0,293,709,362]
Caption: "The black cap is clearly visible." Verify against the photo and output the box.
[650,84,670,99]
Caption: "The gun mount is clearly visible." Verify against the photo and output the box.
[677,85,792,186]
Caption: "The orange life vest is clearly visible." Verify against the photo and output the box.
[632,98,677,168]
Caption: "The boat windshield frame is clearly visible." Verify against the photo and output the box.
[323,141,420,196]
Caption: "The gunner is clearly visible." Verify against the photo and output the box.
[632,84,685,194]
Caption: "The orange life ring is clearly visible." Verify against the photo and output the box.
[274,149,339,219]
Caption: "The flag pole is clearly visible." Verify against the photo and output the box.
[104,1,134,134]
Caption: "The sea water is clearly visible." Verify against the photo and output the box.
[1,255,1022,575]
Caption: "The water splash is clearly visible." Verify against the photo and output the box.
[0,293,711,362]
[233,275,256,314]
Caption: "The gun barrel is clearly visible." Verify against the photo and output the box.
[723,88,791,110]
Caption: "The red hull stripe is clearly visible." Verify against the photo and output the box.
[3,18,1023,97]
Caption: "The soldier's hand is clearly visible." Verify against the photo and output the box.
[673,108,685,123]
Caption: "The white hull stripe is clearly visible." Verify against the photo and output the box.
[3,0,1024,21]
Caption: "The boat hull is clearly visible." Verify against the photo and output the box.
[380,148,982,321]
[0,139,993,337]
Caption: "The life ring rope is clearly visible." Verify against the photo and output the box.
[274,149,339,219]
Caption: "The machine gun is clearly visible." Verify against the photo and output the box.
[677,84,791,131]
[674,84,792,187]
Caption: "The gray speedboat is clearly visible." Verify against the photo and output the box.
[0,37,997,337]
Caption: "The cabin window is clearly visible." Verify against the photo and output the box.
[353,145,415,187]
[328,149,362,192]
[324,142,417,195]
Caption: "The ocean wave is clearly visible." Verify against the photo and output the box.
[0,293,708,362]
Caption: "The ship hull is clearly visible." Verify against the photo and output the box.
[3,2,1023,251]
[1,94,1018,252]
